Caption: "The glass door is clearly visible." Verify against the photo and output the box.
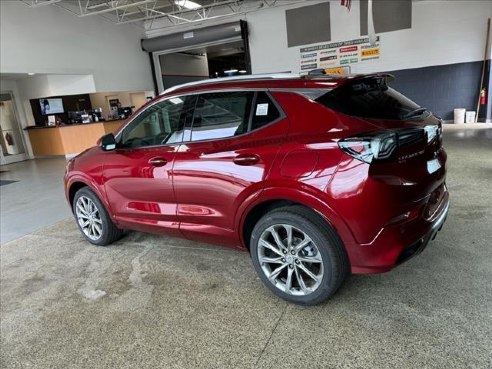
[0,92,28,165]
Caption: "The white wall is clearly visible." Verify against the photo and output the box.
[247,0,492,74]
[15,74,97,100]
[0,0,153,93]
[46,75,97,97]
[145,0,492,75]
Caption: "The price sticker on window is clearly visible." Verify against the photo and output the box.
[256,103,269,116]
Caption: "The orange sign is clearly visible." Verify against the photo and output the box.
[361,48,381,57]
[324,67,347,75]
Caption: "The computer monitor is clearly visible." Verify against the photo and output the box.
[40,98,64,115]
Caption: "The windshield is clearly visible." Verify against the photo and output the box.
[315,77,427,120]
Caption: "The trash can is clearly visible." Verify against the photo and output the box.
[454,108,466,124]
[465,111,476,123]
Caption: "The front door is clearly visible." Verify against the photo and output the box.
[102,95,194,237]
[173,91,288,247]
[0,92,28,165]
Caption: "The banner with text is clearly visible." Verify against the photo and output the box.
[299,36,381,74]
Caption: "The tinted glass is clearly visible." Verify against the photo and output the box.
[251,92,281,131]
[191,92,253,142]
[315,78,422,120]
[120,97,189,148]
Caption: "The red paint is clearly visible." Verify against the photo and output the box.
[65,74,449,274]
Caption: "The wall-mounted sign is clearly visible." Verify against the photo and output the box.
[299,36,381,74]
[324,67,350,75]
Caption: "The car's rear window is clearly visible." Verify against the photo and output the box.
[315,77,421,120]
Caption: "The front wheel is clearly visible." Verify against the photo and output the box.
[73,187,123,246]
[250,206,349,305]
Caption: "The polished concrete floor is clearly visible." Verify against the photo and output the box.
[1,126,491,368]
[1,158,71,243]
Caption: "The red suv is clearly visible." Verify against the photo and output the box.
[65,73,449,305]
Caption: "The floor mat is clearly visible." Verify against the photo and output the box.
[0,180,18,186]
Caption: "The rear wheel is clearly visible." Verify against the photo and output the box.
[250,206,349,305]
[73,187,123,246]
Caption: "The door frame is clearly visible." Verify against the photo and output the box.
[0,91,29,165]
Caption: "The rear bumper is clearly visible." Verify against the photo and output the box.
[350,191,449,274]
[395,199,448,265]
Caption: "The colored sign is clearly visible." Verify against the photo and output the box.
[320,55,337,62]
[299,36,381,74]
[324,67,348,75]
[361,48,381,57]
[340,46,358,53]
[301,63,318,70]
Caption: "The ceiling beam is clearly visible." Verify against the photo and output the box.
[116,0,240,25]
[77,0,157,17]
[23,0,63,7]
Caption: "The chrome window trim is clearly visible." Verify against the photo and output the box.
[116,89,288,147]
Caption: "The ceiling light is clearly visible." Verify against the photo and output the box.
[28,73,35,76]
[238,70,247,74]
[224,69,238,74]
[175,0,201,10]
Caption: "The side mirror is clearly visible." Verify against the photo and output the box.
[100,133,116,151]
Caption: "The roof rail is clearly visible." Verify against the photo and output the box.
[160,73,300,95]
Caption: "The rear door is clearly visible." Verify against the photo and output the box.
[173,90,288,246]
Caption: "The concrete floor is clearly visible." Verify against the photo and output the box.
[0,158,71,243]
[1,127,491,368]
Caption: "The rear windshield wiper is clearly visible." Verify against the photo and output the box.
[401,107,429,120]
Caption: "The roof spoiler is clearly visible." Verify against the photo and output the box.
[303,71,394,83]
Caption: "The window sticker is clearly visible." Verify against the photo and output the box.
[256,103,269,116]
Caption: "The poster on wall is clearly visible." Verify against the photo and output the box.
[299,36,381,75]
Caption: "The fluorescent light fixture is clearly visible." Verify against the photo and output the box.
[175,0,201,10]
[223,69,238,74]
[238,70,247,74]
[28,73,35,76]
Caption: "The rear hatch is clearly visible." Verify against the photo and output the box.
[316,75,447,219]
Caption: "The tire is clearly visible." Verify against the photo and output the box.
[250,205,349,305]
[72,187,123,246]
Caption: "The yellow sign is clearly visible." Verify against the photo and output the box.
[361,48,381,57]
[324,67,347,75]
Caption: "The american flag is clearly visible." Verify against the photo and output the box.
[341,0,351,11]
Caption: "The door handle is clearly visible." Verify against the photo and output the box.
[233,154,260,166]
[148,157,167,167]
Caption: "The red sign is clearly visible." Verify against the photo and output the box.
[340,46,358,53]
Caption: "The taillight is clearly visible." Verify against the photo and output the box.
[338,132,397,164]
[338,125,440,164]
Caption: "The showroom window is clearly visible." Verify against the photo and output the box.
[120,97,192,148]
[190,91,254,142]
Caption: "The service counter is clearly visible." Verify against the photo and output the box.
[26,120,125,157]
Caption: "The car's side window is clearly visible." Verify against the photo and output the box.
[250,91,281,131]
[190,92,254,142]
[120,96,190,148]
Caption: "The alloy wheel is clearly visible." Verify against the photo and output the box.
[258,224,324,296]
[75,196,103,241]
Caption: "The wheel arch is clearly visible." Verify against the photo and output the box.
[68,181,88,207]
[66,174,111,215]
[238,187,356,253]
